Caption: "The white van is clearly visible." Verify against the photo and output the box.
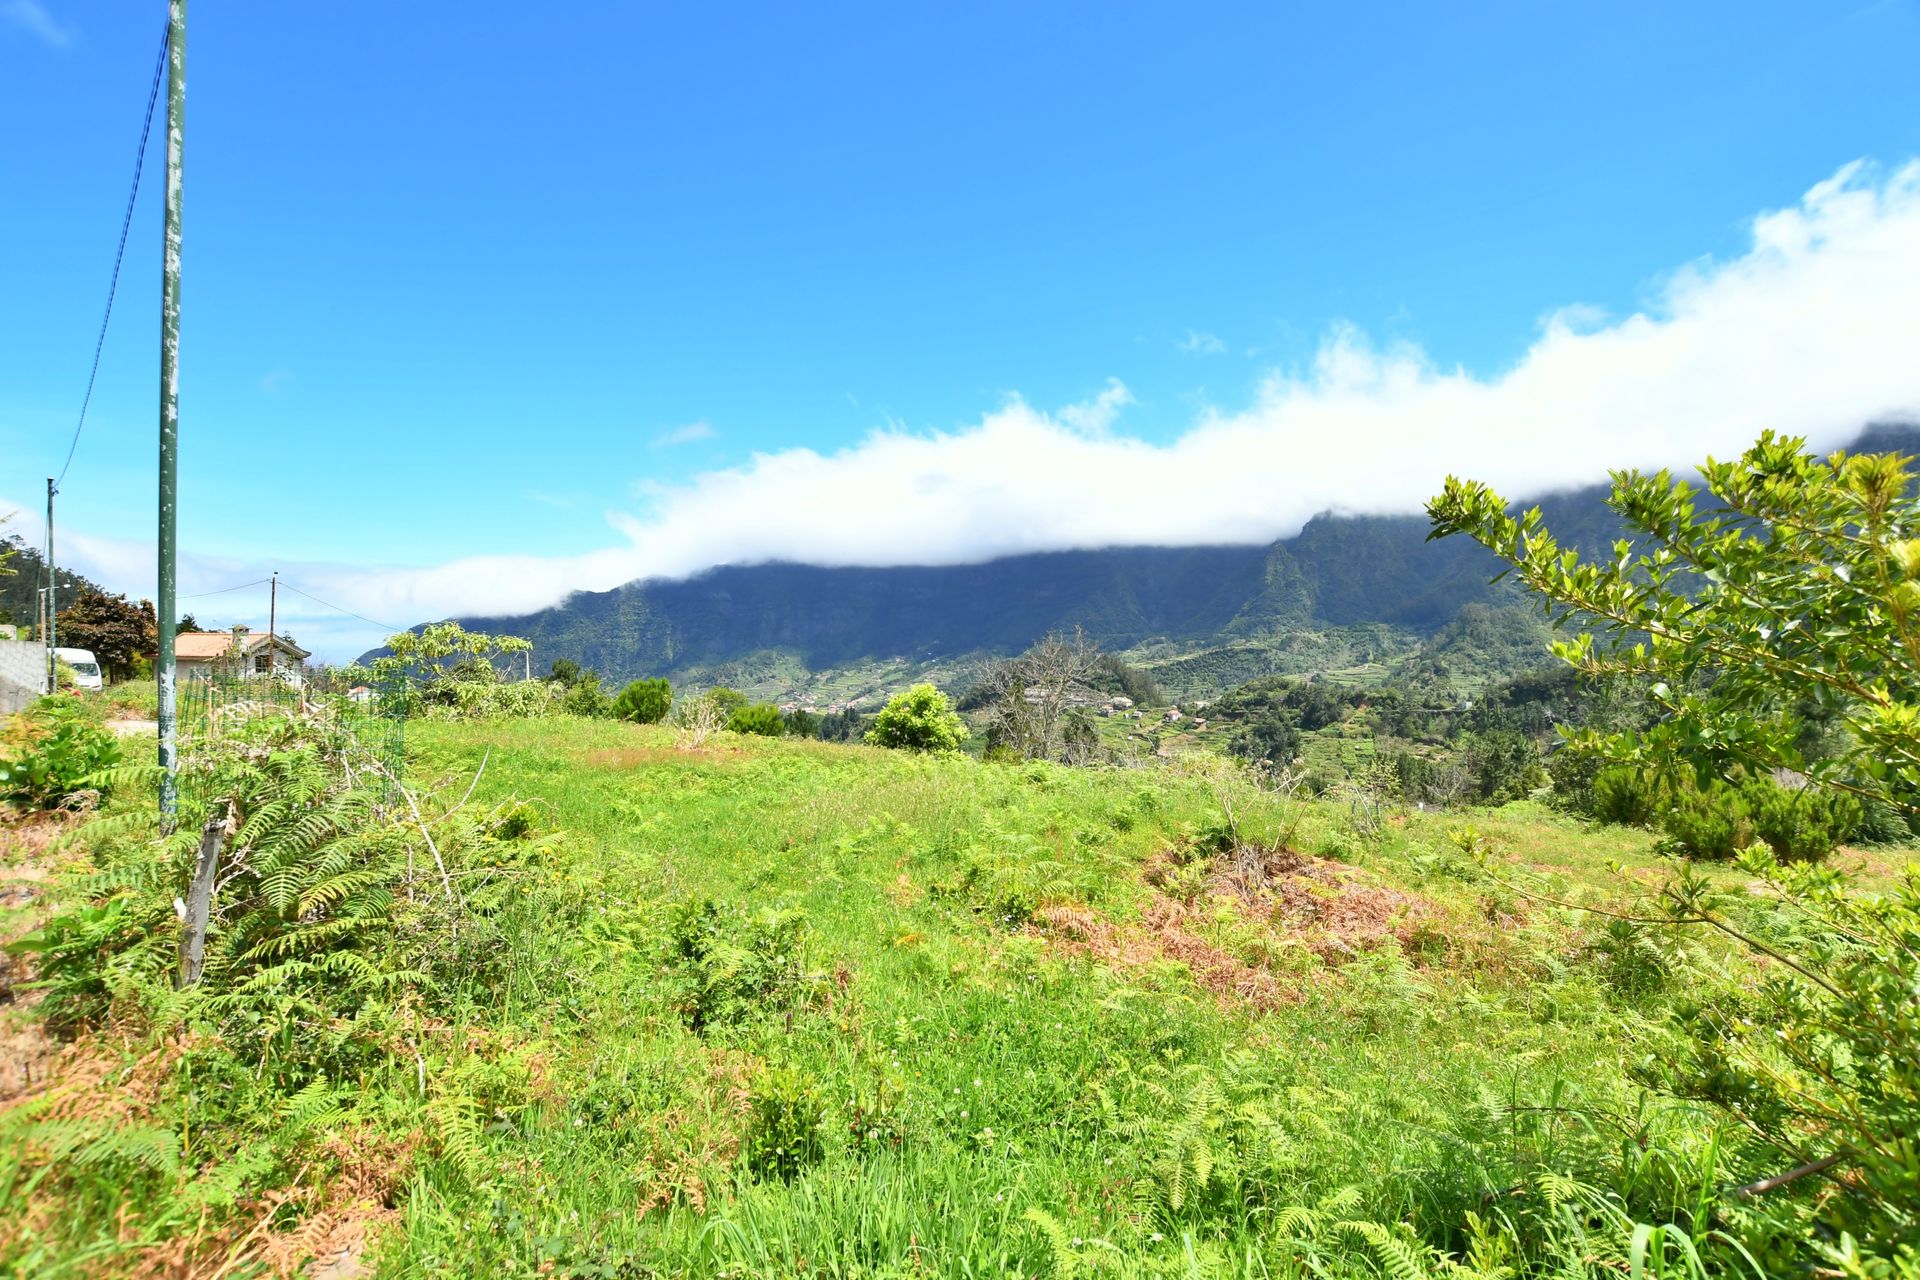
[54,647,104,691]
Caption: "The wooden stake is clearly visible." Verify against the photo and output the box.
[178,800,227,987]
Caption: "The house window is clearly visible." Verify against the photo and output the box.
[255,655,271,674]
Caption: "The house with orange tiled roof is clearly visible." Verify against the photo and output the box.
[176,626,311,684]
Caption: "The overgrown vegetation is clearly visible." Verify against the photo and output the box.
[0,696,119,813]
[1429,430,1920,1275]
[2,432,1915,1276]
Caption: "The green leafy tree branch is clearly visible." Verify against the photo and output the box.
[1428,431,1920,809]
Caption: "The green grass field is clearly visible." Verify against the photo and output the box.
[402,721,1714,1274]
[3,712,1899,1277]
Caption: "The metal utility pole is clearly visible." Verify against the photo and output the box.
[45,479,57,693]
[156,0,186,825]
[266,571,277,680]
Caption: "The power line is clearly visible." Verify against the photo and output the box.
[181,577,271,599]
[54,22,170,492]
[279,582,402,633]
[176,577,402,634]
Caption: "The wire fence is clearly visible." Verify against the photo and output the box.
[175,670,405,809]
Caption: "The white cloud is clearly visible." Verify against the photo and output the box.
[652,421,715,447]
[10,159,1920,661]
[1177,329,1227,355]
[1054,379,1134,436]
[1,0,73,46]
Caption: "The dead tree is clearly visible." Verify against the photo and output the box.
[981,629,1105,763]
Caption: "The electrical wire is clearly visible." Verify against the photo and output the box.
[279,583,403,633]
[177,578,400,634]
[53,22,169,492]
[181,577,271,599]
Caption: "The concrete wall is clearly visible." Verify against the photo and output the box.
[0,639,47,716]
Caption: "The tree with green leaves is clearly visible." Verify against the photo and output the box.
[1430,432,1920,1257]
[1428,431,1918,811]
[612,677,672,724]
[560,672,613,717]
[352,622,534,716]
[727,703,785,736]
[55,587,157,681]
[865,683,968,753]
[818,706,864,743]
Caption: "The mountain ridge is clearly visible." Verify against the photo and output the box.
[386,424,1918,700]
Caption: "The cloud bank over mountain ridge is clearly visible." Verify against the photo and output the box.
[7,159,1919,659]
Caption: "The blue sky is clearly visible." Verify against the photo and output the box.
[4,1,1920,656]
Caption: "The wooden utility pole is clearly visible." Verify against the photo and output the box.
[156,0,186,825]
[266,571,277,679]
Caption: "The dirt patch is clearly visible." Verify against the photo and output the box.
[254,1127,415,1279]
[1035,843,1446,1011]
[1033,901,1295,1011]
[1155,844,1435,964]
[0,808,87,863]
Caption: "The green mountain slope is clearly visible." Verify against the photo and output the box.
[396,425,1917,700]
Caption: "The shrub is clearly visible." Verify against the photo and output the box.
[1582,918,1674,1000]
[1648,851,1920,1252]
[0,696,120,811]
[612,677,672,724]
[1544,745,1604,815]
[1590,766,1661,827]
[727,703,785,736]
[559,672,613,717]
[1855,798,1915,846]
[661,899,807,1033]
[864,684,968,752]
[1739,774,1859,862]
[1656,778,1750,860]
[744,1065,828,1181]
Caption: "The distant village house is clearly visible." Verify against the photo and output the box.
[175,626,310,685]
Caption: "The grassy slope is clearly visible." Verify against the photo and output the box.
[364,717,1725,1276]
